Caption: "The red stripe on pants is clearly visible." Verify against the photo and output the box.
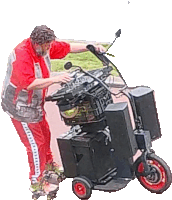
[11,115,53,183]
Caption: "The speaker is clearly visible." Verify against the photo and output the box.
[129,86,161,141]
[105,102,138,159]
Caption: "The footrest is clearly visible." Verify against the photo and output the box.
[93,178,131,192]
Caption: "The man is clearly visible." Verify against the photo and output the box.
[1,25,105,195]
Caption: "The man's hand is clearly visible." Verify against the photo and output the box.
[94,45,106,53]
[27,73,71,90]
[52,73,71,84]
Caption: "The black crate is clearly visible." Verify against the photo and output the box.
[60,85,113,125]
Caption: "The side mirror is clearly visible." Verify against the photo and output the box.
[115,29,121,38]
[105,29,121,53]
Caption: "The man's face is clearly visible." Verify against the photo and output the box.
[34,42,51,57]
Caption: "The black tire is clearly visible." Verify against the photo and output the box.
[72,177,92,199]
[135,153,172,194]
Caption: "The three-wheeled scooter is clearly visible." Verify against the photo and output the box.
[45,29,172,199]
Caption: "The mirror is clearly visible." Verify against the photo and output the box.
[115,29,121,38]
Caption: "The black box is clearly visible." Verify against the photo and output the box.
[57,131,115,181]
[129,86,161,141]
[105,102,138,159]
[57,133,77,177]
[134,130,152,150]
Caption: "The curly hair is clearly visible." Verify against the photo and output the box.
[30,25,56,45]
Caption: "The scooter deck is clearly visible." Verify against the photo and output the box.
[94,178,131,192]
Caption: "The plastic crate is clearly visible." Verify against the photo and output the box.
[60,85,113,125]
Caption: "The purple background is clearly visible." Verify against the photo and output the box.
[0,0,172,200]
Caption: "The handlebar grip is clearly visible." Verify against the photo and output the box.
[86,44,97,53]
[86,44,109,66]
[45,96,60,102]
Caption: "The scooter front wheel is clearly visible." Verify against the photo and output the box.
[135,153,172,194]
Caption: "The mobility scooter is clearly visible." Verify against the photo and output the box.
[45,30,172,199]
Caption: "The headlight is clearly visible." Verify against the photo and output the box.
[60,107,78,118]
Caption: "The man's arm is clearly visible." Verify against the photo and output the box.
[27,73,71,90]
[70,43,88,53]
[52,39,106,54]
[70,43,106,53]
[54,39,88,53]
[27,77,55,90]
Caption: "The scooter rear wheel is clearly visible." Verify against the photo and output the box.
[72,177,92,199]
[135,153,172,193]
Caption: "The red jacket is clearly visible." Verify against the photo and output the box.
[1,38,70,122]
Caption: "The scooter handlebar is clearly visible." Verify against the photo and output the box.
[86,44,110,66]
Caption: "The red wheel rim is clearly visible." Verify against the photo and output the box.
[138,159,167,191]
[74,182,86,196]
